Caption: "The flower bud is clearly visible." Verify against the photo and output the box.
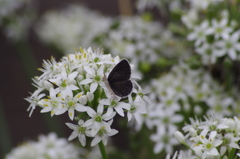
[84,84,90,91]
[77,75,84,81]
[174,131,186,144]
[87,92,94,102]
[44,80,53,90]
[79,95,87,105]
[189,128,197,137]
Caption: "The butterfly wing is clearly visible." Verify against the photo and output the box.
[109,80,133,97]
[108,59,131,83]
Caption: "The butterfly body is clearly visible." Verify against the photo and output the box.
[104,59,133,98]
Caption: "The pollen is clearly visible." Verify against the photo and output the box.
[51,110,54,115]
[77,94,82,98]
[44,99,49,102]
[44,104,49,107]
[69,112,73,116]
[80,47,84,53]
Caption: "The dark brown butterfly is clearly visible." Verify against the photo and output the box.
[104,59,133,98]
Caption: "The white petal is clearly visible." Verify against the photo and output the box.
[40,107,52,113]
[49,88,56,98]
[75,104,87,112]
[79,134,86,146]
[102,136,108,146]
[84,66,95,75]
[99,99,110,105]
[68,71,78,81]
[154,142,164,154]
[68,131,78,141]
[69,84,79,90]
[97,104,104,114]
[210,148,219,156]
[134,113,142,124]
[55,108,67,115]
[127,112,132,121]
[65,123,78,130]
[90,82,98,93]
[79,78,93,85]
[115,106,124,117]
[107,129,118,136]
[91,136,101,147]
[86,107,96,117]
[229,49,237,60]
[68,108,74,120]
[118,102,131,110]
[187,32,196,41]
[82,119,93,127]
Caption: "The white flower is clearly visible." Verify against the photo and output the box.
[25,89,45,117]
[174,131,186,145]
[207,19,233,40]
[99,98,130,117]
[187,20,212,46]
[66,119,90,146]
[79,65,104,93]
[5,132,81,159]
[90,119,118,146]
[195,43,222,64]
[49,69,79,98]
[83,104,116,136]
[62,91,87,120]
[38,88,64,117]
[215,31,240,60]
[195,130,222,158]
[151,128,179,154]
[127,95,147,124]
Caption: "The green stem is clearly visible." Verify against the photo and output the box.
[98,141,108,159]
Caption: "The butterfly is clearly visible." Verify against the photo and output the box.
[103,59,133,99]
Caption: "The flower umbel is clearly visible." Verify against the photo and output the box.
[25,47,148,147]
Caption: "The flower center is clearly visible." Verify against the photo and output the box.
[94,75,101,82]
[216,27,223,33]
[68,101,74,107]
[226,42,232,49]
[98,127,106,136]
[206,48,212,55]
[94,57,100,63]
[206,143,213,149]
[130,105,136,113]
[51,100,59,107]
[61,80,67,88]
[138,92,144,98]
[163,135,169,143]
[95,115,102,122]
[78,127,86,133]
[111,100,117,107]
[163,117,170,124]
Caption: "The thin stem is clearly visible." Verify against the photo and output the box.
[98,141,108,159]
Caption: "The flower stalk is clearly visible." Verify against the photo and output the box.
[98,141,108,159]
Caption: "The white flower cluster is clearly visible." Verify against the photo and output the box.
[136,0,182,12]
[5,132,82,159]
[174,113,240,159]
[139,62,240,154]
[0,0,34,41]
[25,47,148,147]
[151,63,237,117]
[36,5,112,54]
[105,17,188,71]
[166,150,196,159]
[182,1,240,64]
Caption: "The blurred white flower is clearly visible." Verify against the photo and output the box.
[5,132,82,159]
[215,31,240,60]
[36,5,112,53]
